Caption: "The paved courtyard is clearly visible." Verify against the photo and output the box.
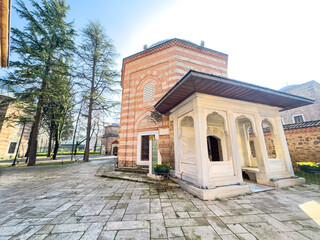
[0,159,319,240]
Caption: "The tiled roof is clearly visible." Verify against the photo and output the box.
[283,120,320,130]
[102,133,119,138]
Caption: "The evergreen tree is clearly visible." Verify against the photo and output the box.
[42,66,74,159]
[3,0,75,165]
[76,21,119,162]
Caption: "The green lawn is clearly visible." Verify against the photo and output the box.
[0,161,80,168]
[295,171,320,185]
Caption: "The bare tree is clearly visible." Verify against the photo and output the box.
[76,21,119,162]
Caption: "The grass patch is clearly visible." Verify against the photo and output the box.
[0,161,79,168]
[295,171,320,185]
[104,196,121,200]
[37,161,76,166]
[214,197,222,201]
[36,151,100,156]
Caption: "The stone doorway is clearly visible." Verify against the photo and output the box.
[207,136,223,161]
[137,131,159,165]
[235,117,260,182]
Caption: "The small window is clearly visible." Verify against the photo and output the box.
[143,83,154,102]
[8,142,17,154]
[293,114,304,123]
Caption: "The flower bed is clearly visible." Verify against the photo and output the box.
[297,162,320,173]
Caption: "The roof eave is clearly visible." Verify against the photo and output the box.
[155,70,315,115]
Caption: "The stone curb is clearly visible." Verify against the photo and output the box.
[96,166,179,189]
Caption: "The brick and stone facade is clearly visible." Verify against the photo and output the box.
[101,124,119,155]
[118,39,228,166]
[283,121,320,170]
[280,80,320,124]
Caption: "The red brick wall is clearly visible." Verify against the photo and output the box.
[119,40,228,166]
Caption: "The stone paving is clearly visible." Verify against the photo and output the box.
[0,159,320,240]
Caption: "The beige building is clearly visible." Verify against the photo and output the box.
[280,80,320,124]
[0,90,32,159]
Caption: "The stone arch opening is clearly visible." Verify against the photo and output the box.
[111,140,119,156]
[235,117,258,168]
[261,119,277,159]
[206,112,229,162]
[180,116,196,161]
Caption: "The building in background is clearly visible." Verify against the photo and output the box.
[101,124,119,155]
[280,80,320,124]
[0,0,11,67]
[0,87,32,159]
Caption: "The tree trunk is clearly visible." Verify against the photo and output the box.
[47,126,53,157]
[94,118,100,152]
[83,57,96,162]
[71,101,83,160]
[27,61,49,166]
[83,97,93,162]
[12,122,26,166]
[27,101,43,166]
[75,141,79,156]
[53,123,62,160]
[53,135,60,160]
[25,122,35,163]
[94,136,97,152]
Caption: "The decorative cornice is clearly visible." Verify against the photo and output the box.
[121,38,228,87]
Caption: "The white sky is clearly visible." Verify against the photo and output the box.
[119,0,320,90]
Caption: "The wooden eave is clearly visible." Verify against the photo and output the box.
[154,70,315,115]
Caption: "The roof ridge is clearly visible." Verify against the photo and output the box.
[283,119,320,130]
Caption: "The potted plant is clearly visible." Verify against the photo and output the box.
[297,162,320,173]
[154,163,171,175]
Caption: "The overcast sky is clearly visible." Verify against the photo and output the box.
[6,0,320,90]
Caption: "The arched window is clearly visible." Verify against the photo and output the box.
[143,83,154,102]
[235,117,257,167]
[206,112,225,162]
[261,120,277,158]
[181,116,196,161]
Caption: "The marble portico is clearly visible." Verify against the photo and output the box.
[155,70,313,199]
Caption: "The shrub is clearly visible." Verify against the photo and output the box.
[297,162,320,172]
[154,163,172,170]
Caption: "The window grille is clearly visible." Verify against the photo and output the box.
[293,115,304,123]
[143,83,154,102]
